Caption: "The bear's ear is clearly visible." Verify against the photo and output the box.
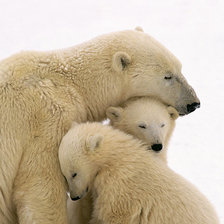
[106,107,123,122]
[135,26,144,32]
[167,106,179,120]
[112,52,131,72]
[86,134,103,152]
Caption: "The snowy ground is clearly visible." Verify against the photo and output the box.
[0,0,223,222]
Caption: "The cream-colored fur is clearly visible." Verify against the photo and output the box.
[107,97,179,162]
[59,123,219,224]
[67,193,93,224]
[0,28,200,223]
[67,97,178,224]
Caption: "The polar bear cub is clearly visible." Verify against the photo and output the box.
[59,123,219,224]
[67,97,178,224]
[107,97,179,162]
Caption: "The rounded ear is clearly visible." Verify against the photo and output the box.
[106,107,123,122]
[112,52,131,72]
[86,134,103,152]
[167,106,179,120]
[135,26,144,32]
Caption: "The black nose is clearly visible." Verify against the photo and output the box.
[71,196,80,201]
[151,144,163,152]
[187,102,200,113]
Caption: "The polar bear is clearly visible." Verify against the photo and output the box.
[0,28,200,223]
[107,97,179,162]
[67,97,178,223]
[59,123,219,224]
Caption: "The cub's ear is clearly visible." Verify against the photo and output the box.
[135,26,144,32]
[167,106,179,120]
[86,134,103,152]
[106,107,123,122]
[112,52,131,72]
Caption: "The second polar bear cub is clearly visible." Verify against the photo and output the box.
[59,123,219,224]
[107,97,179,162]
[67,97,179,224]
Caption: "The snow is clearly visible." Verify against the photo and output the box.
[0,0,223,222]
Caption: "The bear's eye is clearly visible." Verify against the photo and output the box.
[164,76,172,80]
[161,124,165,128]
[72,173,77,178]
[138,124,146,129]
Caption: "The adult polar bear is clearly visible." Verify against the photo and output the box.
[0,28,200,224]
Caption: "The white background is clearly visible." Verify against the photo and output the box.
[0,0,223,222]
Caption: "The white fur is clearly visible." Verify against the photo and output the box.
[60,123,219,224]
[0,28,199,223]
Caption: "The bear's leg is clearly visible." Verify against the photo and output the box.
[13,146,68,224]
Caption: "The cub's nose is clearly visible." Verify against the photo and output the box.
[151,144,163,152]
[71,196,80,201]
[187,102,200,113]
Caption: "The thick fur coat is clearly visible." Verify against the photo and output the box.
[0,28,199,223]
[60,123,219,224]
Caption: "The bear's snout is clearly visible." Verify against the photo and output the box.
[151,144,163,152]
[187,102,200,113]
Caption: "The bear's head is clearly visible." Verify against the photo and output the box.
[106,97,178,153]
[59,124,103,201]
[101,27,200,116]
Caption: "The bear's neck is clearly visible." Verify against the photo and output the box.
[57,45,129,121]
[0,40,129,122]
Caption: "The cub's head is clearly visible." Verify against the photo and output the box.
[106,97,178,153]
[59,124,103,201]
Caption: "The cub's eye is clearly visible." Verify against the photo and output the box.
[138,124,146,129]
[161,124,165,128]
[72,173,77,178]
[164,76,172,80]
